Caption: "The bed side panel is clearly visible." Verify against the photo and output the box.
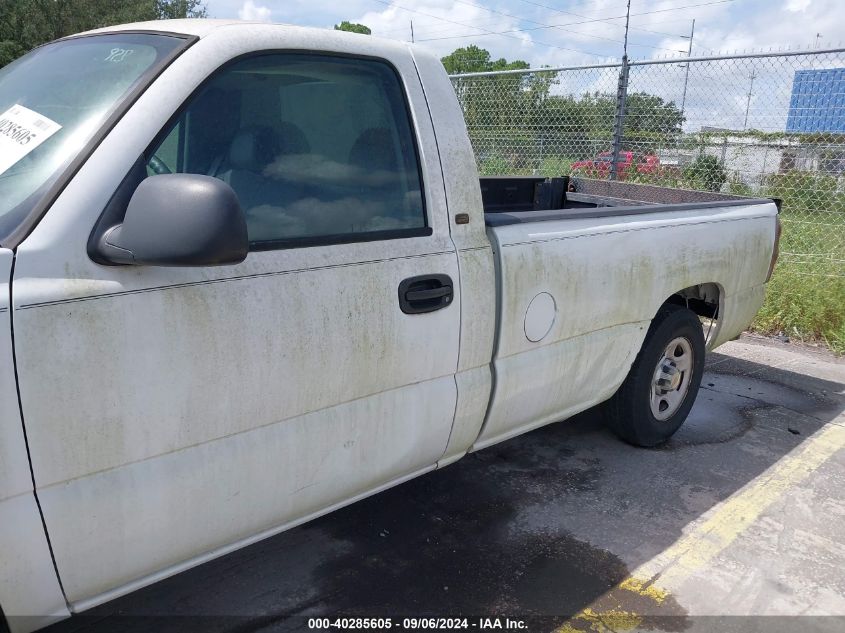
[476,203,777,447]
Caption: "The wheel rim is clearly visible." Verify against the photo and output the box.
[650,336,694,421]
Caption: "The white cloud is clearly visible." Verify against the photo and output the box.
[238,0,272,22]
[347,0,613,70]
[786,0,812,12]
[208,0,844,86]
[354,1,525,54]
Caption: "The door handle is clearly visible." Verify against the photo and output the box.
[406,286,451,302]
[398,274,454,314]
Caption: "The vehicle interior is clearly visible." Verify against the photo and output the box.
[145,55,426,244]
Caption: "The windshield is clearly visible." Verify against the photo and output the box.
[0,32,189,245]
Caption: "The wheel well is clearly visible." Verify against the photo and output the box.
[664,283,721,319]
[662,283,722,347]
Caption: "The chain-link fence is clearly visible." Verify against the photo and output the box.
[450,49,845,277]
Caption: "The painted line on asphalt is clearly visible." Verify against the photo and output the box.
[558,420,845,631]
[637,420,845,588]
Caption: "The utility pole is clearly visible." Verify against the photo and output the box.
[816,32,822,48]
[610,0,631,181]
[621,0,631,58]
[410,20,414,43]
[743,70,756,129]
[679,19,695,125]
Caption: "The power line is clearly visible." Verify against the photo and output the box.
[377,0,716,43]
[630,0,720,6]
[378,0,704,41]
[374,0,638,39]
[447,0,687,53]
[371,0,519,38]
[417,0,735,44]
[370,1,534,41]
[369,0,608,57]
[513,0,688,39]
[548,0,733,25]
[377,13,523,36]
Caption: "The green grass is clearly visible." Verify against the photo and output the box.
[752,259,845,355]
[538,156,576,177]
[752,200,845,355]
[479,155,510,175]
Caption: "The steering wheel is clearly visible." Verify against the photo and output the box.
[147,154,172,175]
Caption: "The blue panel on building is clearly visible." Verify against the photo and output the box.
[786,68,845,133]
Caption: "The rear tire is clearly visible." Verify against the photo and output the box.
[604,304,705,447]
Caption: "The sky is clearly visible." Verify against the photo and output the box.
[198,1,845,132]
[202,0,845,68]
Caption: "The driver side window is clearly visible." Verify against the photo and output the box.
[147,53,428,250]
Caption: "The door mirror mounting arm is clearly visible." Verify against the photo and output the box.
[96,225,136,265]
[91,174,249,267]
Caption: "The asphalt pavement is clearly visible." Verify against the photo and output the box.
[45,334,845,633]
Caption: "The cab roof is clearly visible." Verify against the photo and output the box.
[80,19,256,38]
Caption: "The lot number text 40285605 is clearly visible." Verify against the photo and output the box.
[307,617,528,630]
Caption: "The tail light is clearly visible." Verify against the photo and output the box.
[765,214,782,283]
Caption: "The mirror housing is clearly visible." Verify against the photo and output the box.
[93,174,248,266]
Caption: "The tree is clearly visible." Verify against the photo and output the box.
[623,93,684,148]
[444,44,685,173]
[440,45,528,74]
[534,95,595,159]
[0,0,207,67]
[155,1,207,20]
[444,46,553,172]
[334,21,371,35]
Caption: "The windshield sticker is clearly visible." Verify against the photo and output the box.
[105,48,135,63]
[0,104,62,176]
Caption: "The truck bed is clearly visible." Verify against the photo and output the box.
[481,176,775,226]
[476,176,779,448]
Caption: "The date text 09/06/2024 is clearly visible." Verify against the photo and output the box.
[307,618,528,629]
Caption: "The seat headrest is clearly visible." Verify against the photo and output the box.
[229,126,280,172]
[349,128,396,172]
[277,121,310,156]
[229,122,310,172]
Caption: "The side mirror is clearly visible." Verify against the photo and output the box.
[93,174,248,266]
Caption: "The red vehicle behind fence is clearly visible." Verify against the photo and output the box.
[571,151,660,179]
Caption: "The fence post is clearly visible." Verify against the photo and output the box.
[610,56,629,181]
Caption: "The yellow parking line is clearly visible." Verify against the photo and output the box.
[636,421,845,587]
[558,421,845,632]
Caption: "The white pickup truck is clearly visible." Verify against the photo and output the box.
[0,20,780,632]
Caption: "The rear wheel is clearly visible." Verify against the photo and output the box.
[604,304,705,447]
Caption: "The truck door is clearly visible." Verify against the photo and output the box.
[12,49,459,608]
[0,249,67,630]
